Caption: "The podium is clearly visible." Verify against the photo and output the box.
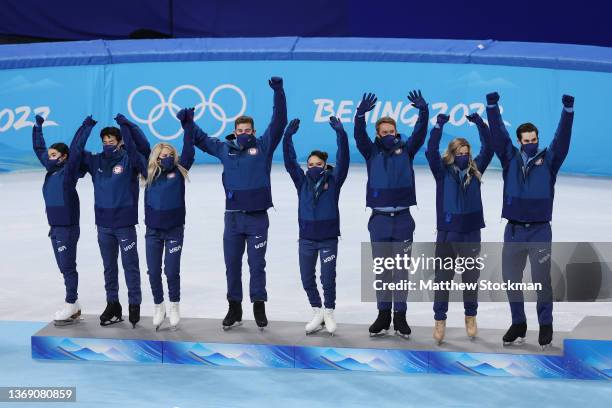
[32,315,612,380]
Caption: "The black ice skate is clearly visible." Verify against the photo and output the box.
[222,300,243,330]
[368,310,391,337]
[128,304,140,329]
[253,301,268,330]
[100,301,123,326]
[393,311,411,339]
[538,324,553,350]
[502,322,527,345]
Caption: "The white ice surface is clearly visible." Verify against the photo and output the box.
[1,164,611,331]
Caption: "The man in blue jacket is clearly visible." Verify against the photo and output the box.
[354,90,429,337]
[187,77,287,330]
[486,92,574,348]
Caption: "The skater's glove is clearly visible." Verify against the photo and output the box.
[268,76,283,90]
[465,113,484,126]
[486,92,500,105]
[176,107,195,124]
[114,113,130,126]
[329,116,344,131]
[436,114,450,126]
[562,94,575,109]
[356,93,377,116]
[284,119,300,137]
[35,114,45,127]
[83,115,97,127]
[407,89,427,111]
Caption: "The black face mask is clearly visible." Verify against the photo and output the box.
[45,158,64,172]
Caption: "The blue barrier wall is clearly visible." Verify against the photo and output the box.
[0,38,611,176]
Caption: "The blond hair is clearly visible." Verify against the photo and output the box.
[442,138,482,187]
[145,143,189,187]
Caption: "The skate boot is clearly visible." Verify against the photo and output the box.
[502,322,527,345]
[368,310,391,337]
[433,320,446,345]
[222,300,243,330]
[305,307,324,335]
[393,311,411,339]
[54,301,82,326]
[100,301,123,326]
[168,301,180,330]
[152,303,166,331]
[538,324,553,349]
[253,301,268,330]
[323,308,337,336]
[128,304,140,329]
[465,316,478,339]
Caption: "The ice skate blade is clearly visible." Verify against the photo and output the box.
[394,330,410,339]
[503,336,526,346]
[100,316,123,327]
[540,343,552,351]
[53,318,80,327]
[369,329,388,337]
[170,325,178,332]
[222,321,243,330]
[305,325,324,335]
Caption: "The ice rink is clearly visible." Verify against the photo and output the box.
[2,164,611,331]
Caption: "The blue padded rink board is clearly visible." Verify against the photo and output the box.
[32,315,612,380]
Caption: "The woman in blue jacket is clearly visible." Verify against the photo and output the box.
[282,117,349,336]
[32,114,96,325]
[425,112,493,344]
[145,108,195,331]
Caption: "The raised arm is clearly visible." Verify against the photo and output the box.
[485,92,515,168]
[466,112,494,174]
[176,108,196,170]
[548,95,575,175]
[425,114,448,179]
[282,119,305,190]
[353,93,377,160]
[65,116,96,181]
[259,76,288,156]
[329,116,350,187]
[115,114,148,178]
[122,117,151,159]
[405,89,430,158]
[32,115,48,167]
[186,115,224,159]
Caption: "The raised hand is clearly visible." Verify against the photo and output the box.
[284,118,300,137]
[268,76,283,90]
[176,107,195,124]
[562,94,575,108]
[329,116,344,131]
[486,92,500,105]
[465,112,484,125]
[356,93,377,116]
[436,114,450,125]
[114,113,129,126]
[35,114,45,127]
[83,115,97,127]
[407,89,427,111]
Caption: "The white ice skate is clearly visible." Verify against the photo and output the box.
[323,308,337,336]
[53,301,82,326]
[168,301,180,330]
[305,307,324,335]
[153,303,166,331]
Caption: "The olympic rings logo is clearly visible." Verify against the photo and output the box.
[127,84,247,140]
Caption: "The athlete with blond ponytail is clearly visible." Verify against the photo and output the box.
[144,107,195,331]
[425,112,493,344]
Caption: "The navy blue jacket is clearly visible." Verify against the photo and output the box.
[191,87,287,211]
[425,120,493,233]
[145,130,195,229]
[487,103,574,223]
[354,109,429,208]
[79,121,148,228]
[33,120,93,226]
[283,127,350,241]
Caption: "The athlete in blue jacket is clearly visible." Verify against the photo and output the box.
[78,114,149,328]
[32,114,96,325]
[144,108,195,331]
[187,77,287,330]
[283,117,349,336]
[425,112,493,344]
[486,92,574,348]
[354,91,429,337]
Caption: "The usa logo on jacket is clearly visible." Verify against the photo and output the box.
[113,165,123,175]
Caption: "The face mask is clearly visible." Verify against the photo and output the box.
[160,156,175,171]
[454,155,469,170]
[307,166,325,181]
[522,142,539,158]
[380,134,398,150]
[103,144,117,156]
[45,158,63,172]
[236,134,254,149]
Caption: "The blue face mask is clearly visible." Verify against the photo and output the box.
[307,166,325,181]
[454,155,469,170]
[103,144,117,156]
[45,158,63,172]
[160,156,175,171]
[380,134,398,150]
[236,134,254,149]
[522,142,539,158]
